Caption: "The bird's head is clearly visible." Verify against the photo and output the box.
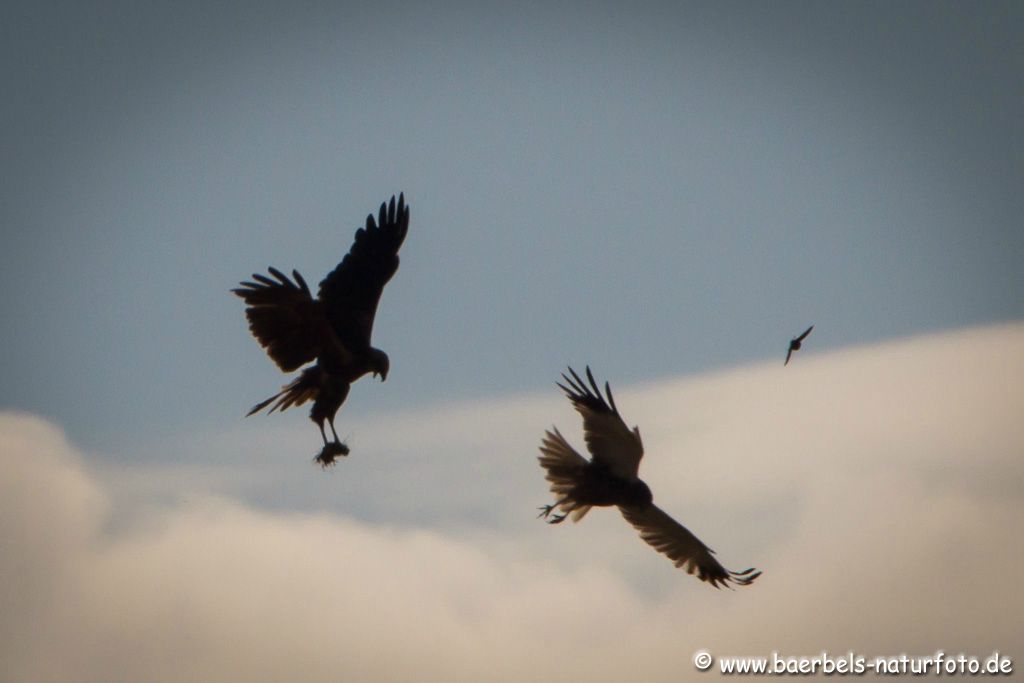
[370,349,390,381]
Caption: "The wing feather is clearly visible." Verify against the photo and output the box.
[620,504,761,588]
[559,366,643,478]
[232,267,329,372]
[317,193,409,350]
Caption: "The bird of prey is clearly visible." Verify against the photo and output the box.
[233,194,410,466]
[784,325,814,366]
[537,367,761,588]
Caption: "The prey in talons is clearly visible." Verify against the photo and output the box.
[315,441,350,468]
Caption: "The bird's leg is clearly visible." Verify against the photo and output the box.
[537,499,569,524]
[314,420,349,467]
[327,417,349,455]
[328,417,341,444]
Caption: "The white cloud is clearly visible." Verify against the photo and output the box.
[2,323,1022,681]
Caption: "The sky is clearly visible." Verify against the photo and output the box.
[1,1,1022,680]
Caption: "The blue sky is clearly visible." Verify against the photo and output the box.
[1,5,1023,678]
[2,0,1020,456]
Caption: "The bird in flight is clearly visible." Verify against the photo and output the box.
[537,367,761,588]
[233,194,410,466]
[784,325,814,366]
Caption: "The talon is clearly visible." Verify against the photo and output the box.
[538,504,568,524]
[314,441,349,468]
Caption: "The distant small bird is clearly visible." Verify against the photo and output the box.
[233,194,409,466]
[537,367,761,588]
[784,325,814,366]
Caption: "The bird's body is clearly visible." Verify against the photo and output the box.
[784,324,814,365]
[233,194,409,465]
[544,452,653,511]
[538,367,760,588]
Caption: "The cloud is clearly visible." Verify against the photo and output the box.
[2,323,1022,681]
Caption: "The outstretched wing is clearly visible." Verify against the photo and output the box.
[318,194,409,350]
[233,267,331,372]
[795,325,814,343]
[619,504,761,589]
[558,366,643,479]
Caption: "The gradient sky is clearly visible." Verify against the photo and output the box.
[1,2,1022,679]
[2,0,1021,455]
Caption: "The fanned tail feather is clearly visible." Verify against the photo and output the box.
[246,367,321,416]
[538,428,593,522]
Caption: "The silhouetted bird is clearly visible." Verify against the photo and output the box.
[233,194,409,466]
[537,367,761,588]
[784,325,814,365]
